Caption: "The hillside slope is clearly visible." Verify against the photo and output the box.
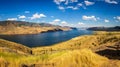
[0,39,32,55]
[87,26,120,31]
[0,21,72,35]
[0,31,120,67]
[33,31,120,55]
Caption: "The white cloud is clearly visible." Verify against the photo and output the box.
[78,3,83,7]
[61,21,67,24]
[54,0,78,5]
[31,13,46,20]
[82,15,97,21]
[18,15,26,19]
[78,22,85,25]
[84,1,95,6]
[54,0,60,5]
[65,0,69,5]
[60,21,74,26]
[54,0,66,5]
[61,0,66,1]
[7,18,17,21]
[50,19,61,24]
[67,6,74,9]
[54,0,118,11]
[25,11,30,13]
[58,6,65,10]
[114,16,120,22]
[70,0,78,3]
[72,7,78,10]
[54,0,79,10]
[104,19,109,22]
[54,0,95,10]
[105,0,118,4]
[116,16,120,21]
[67,6,78,10]
[78,3,86,9]
[53,19,61,22]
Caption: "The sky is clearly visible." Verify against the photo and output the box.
[0,0,120,27]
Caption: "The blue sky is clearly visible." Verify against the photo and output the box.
[0,0,120,27]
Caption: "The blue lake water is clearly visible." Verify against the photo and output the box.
[0,29,93,47]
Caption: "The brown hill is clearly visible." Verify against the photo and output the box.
[0,21,72,35]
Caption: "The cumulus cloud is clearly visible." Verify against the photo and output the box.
[72,7,78,10]
[54,0,78,5]
[54,0,81,10]
[54,0,119,11]
[61,21,67,24]
[18,15,26,19]
[7,18,17,21]
[67,6,78,10]
[31,13,46,20]
[82,15,97,21]
[105,0,118,4]
[77,3,87,9]
[54,0,94,10]
[58,6,65,10]
[78,22,85,25]
[70,0,78,3]
[60,21,74,26]
[114,16,120,22]
[53,19,61,22]
[104,19,109,22]
[54,0,66,5]
[67,6,74,8]
[77,3,83,7]
[84,1,95,6]
[116,16,120,21]
[50,19,61,24]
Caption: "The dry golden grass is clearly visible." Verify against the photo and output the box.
[0,39,31,55]
[0,31,120,67]
[49,49,108,67]
[0,57,8,67]
[33,31,120,55]
[0,49,110,67]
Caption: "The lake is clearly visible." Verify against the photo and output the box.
[0,29,93,47]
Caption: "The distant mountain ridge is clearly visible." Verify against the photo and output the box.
[0,21,72,35]
[87,26,120,31]
[0,21,57,27]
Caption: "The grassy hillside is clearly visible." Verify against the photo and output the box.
[0,39,31,55]
[0,31,120,67]
[33,31,120,55]
[0,49,119,67]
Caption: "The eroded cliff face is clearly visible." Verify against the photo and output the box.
[0,21,72,35]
